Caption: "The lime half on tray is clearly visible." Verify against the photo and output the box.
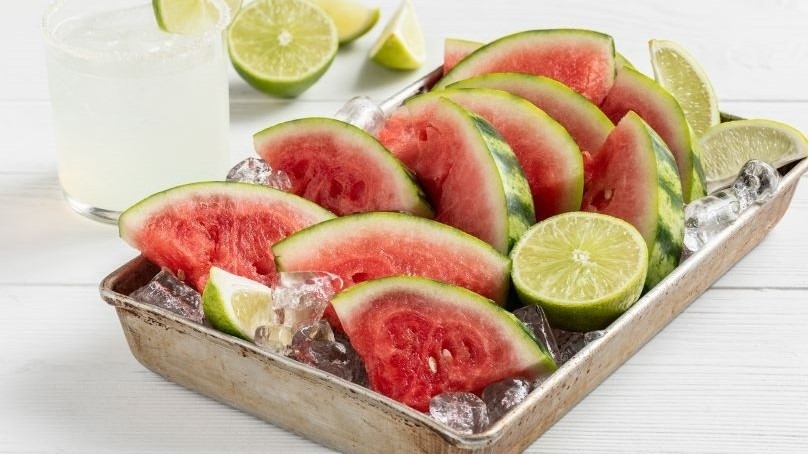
[202,266,275,341]
[227,0,339,97]
[510,212,649,332]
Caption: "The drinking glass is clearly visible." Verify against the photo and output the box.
[43,0,231,223]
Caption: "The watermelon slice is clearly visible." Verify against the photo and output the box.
[119,181,336,292]
[599,66,707,202]
[434,28,616,105]
[273,211,511,305]
[581,112,684,290]
[443,37,483,75]
[378,96,534,253]
[426,87,583,220]
[253,117,432,217]
[331,276,557,412]
[447,72,614,155]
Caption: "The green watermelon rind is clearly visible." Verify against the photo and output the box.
[331,275,557,403]
[427,87,584,221]
[434,28,616,104]
[446,72,614,155]
[119,180,337,246]
[253,117,433,217]
[642,121,686,290]
[272,211,512,306]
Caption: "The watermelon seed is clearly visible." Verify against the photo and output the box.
[441,348,452,359]
[428,356,437,373]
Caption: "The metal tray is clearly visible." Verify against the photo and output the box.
[99,68,808,453]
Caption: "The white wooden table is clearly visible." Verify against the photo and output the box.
[2,1,807,452]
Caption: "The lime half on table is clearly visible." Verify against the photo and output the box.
[228,0,339,97]
[153,0,242,34]
[511,212,649,332]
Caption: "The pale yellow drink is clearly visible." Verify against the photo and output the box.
[43,0,231,223]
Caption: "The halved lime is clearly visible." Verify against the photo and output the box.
[202,266,274,341]
[649,39,720,139]
[697,119,808,191]
[368,0,425,70]
[308,0,380,45]
[511,212,649,332]
[227,0,338,97]
[153,0,241,34]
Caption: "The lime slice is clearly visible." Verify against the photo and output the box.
[697,119,808,191]
[511,212,649,332]
[202,266,274,341]
[308,0,380,45]
[649,39,720,139]
[227,0,338,97]
[153,0,241,34]
[369,0,425,70]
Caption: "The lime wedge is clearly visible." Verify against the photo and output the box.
[649,39,720,139]
[308,0,380,45]
[227,0,338,97]
[202,266,274,341]
[369,0,425,70]
[511,212,649,332]
[697,119,808,191]
[153,0,241,34]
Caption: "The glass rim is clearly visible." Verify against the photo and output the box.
[42,0,231,63]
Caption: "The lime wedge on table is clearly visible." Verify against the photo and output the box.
[369,0,425,70]
[202,266,274,341]
[511,212,649,332]
[649,39,720,139]
[153,0,242,34]
[697,119,808,191]
[308,0,380,44]
[228,0,338,97]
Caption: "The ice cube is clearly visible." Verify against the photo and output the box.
[552,328,605,364]
[481,378,531,424]
[226,157,292,191]
[429,392,489,434]
[683,159,779,254]
[513,305,561,362]
[130,268,204,324]
[273,271,343,331]
[290,321,369,386]
[253,324,294,355]
[334,96,387,136]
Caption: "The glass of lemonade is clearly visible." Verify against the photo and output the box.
[43,0,231,224]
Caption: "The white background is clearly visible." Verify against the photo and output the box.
[1,0,807,452]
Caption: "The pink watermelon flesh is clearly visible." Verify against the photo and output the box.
[580,113,657,242]
[598,66,691,196]
[272,212,511,331]
[119,182,335,292]
[378,97,518,251]
[443,38,483,75]
[436,29,616,105]
[332,277,552,412]
[448,73,614,155]
[253,117,432,217]
[432,88,583,220]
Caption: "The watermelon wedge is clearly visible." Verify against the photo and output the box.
[119,181,336,292]
[272,211,511,305]
[332,276,557,412]
[599,66,707,202]
[443,37,483,75]
[435,29,616,105]
[426,87,583,220]
[253,117,433,217]
[581,112,684,290]
[378,96,534,253]
[447,72,614,155]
